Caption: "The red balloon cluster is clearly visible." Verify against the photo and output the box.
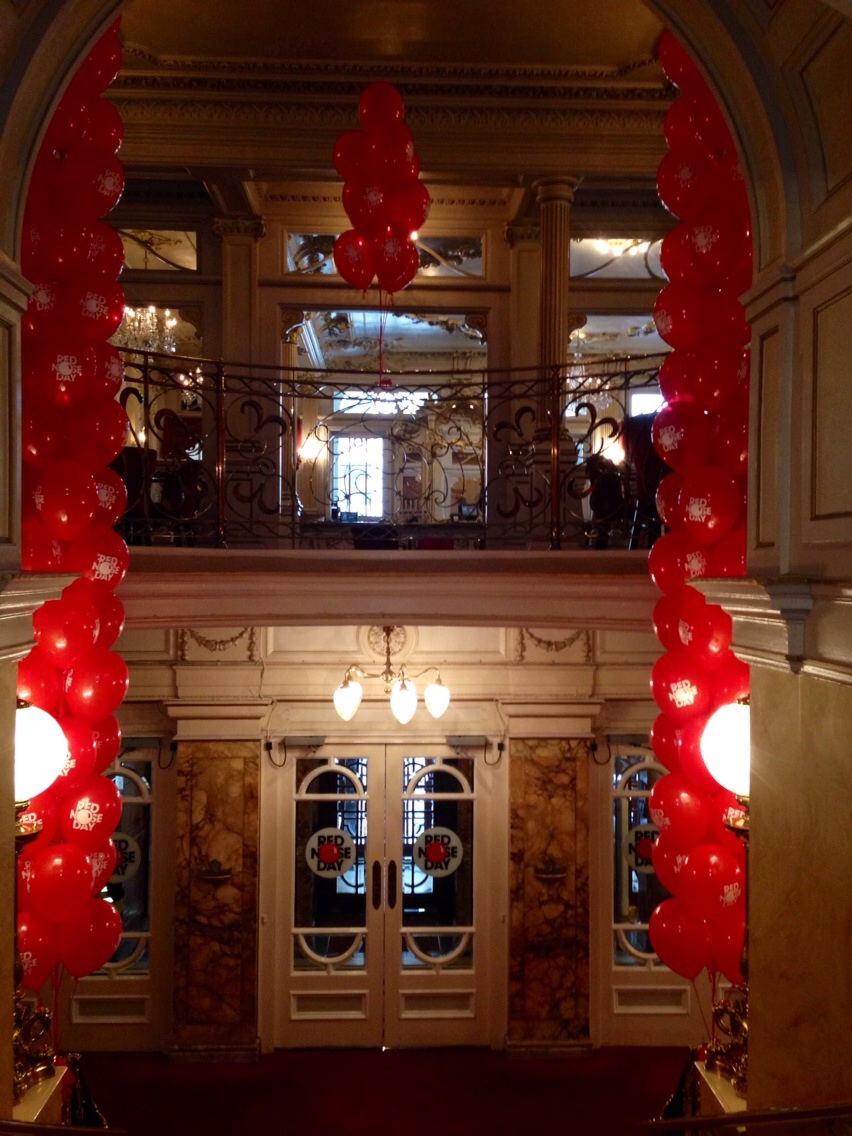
[331,81,430,294]
[646,30,752,989]
[16,22,127,989]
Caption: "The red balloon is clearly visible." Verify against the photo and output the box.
[21,405,65,466]
[649,713,682,774]
[32,595,99,669]
[92,466,128,526]
[66,524,129,588]
[648,531,710,594]
[653,585,706,651]
[64,646,129,720]
[20,517,65,573]
[16,910,60,990]
[81,97,124,154]
[387,181,431,232]
[358,81,405,134]
[89,839,118,894]
[55,716,98,794]
[64,396,129,468]
[691,347,749,412]
[657,30,705,94]
[26,278,63,327]
[650,649,714,722]
[710,651,750,708]
[711,287,751,347]
[54,147,125,220]
[648,772,710,851]
[368,122,419,183]
[651,830,689,896]
[651,402,713,472]
[60,774,123,851]
[657,350,695,404]
[333,229,376,290]
[679,465,743,546]
[663,95,703,151]
[649,897,710,980]
[707,907,746,985]
[680,842,745,918]
[16,790,60,853]
[60,277,125,342]
[57,897,122,978]
[712,403,749,476]
[655,471,686,530]
[34,460,99,541]
[23,335,96,408]
[683,207,749,288]
[17,646,62,714]
[656,145,715,221]
[673,714,721,794]
[28,841,92,922]
[659,222,697,283]
[333,128,370,181]
[90,714,122,773]
[342,179,389,238]
[677,600,732,667]
[67,26,122,98]
[374,224,419,293]
[707,523,747,577]
[707,788,749,847]
[689,87,734,156]
[62,577,123,647]
[89,343,125,398]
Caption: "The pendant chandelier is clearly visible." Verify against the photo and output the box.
[333,626,451,725]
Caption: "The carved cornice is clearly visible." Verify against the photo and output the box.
[505,223,541,247]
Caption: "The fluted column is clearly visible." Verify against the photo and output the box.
[534,177,580,375]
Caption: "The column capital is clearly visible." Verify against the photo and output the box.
[533,176,581,208]
[281,308,305,343]
[212,216,267,241]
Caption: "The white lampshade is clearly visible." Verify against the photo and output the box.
[700,701,751,797]
[390,678,417,724]
[423,679,451,719]
[333,679,363,721]
[14,703,69,802]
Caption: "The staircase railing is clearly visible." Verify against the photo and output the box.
[634,1101,852,1134]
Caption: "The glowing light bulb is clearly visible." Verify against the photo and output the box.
[390,678,417,724]
[333,679,362,721]
[700,702,750,797]
[424,679,450,718]
[14,703,68,802]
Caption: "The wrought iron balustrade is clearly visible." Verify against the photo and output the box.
[114,349,666,551]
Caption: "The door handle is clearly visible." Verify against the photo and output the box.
[387,859,398,909]
[371,860,382,910]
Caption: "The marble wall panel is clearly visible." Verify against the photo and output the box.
[509,737,590,1044]
[172,740,259,1058]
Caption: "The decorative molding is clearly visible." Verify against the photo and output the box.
[505,223,541,247]
[280,308,305,342]
[212,217,267,240]
[178,627,259,661]
[694,577,852,683]
[514,628,591,663]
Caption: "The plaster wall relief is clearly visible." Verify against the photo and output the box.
[172,740,259,1058]
[509,737,590,1044]
[178,627,260,663]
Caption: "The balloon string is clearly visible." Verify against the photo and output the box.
[377,298,391,388]
[693,970,713,1042]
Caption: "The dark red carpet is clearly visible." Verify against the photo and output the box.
[81,1046,688,1136]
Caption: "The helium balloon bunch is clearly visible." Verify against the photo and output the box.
[331,81,431,294]
[645,30,752,991]
[15,22,128,990]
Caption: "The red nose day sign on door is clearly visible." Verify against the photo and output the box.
[414,827,463,876]
[306,827,356,877]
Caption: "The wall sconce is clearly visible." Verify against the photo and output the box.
[333,626,451,725]
[15,700,69,814]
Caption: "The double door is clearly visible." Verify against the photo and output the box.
[266,742,504,1048]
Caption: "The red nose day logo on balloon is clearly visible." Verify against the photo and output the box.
[70,796,104,833]
[306,827,355,878]
[92,553,121,582]
[656,423,684,453]
[52,354,83,382]
[82,291,110,320]
[668,678,699,709]
[686,496,710,523]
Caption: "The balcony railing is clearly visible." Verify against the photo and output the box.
[114,349,667,552]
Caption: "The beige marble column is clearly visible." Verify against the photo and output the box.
[212,218,267,364]
[534,177,580,379]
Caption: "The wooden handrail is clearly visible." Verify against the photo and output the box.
[635,1100,852,1132]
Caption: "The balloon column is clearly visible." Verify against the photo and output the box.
[646,31,752,992]
[16,22,127,990]
[331,81,431,294]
